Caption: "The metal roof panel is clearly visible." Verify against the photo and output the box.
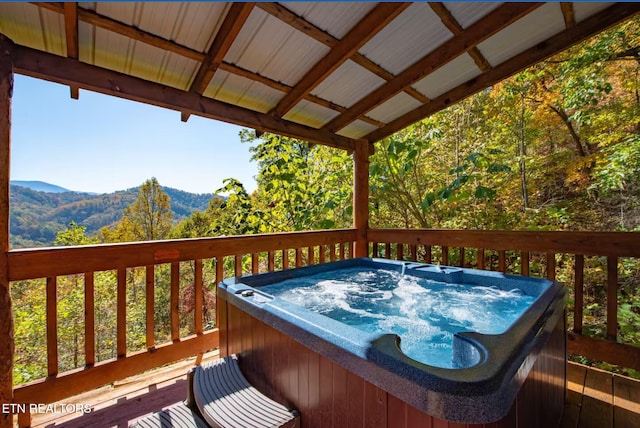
[0,3,66,56]
[359,3,453,76]
[336,119,379,140]
[477,3,566,67]
[283,99,340,129]
[281,2,376,39]
[311,60,386,109]
[367,92,423,125]
[574,2,614,23]
[206,69,283,114]
[224,7,330,87]
[412,53,482,99]
[444,2,502,29]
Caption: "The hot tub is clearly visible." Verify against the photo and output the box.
[217,258,566,427]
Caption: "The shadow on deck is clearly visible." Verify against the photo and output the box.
[20,357,639,428]
[25,351,220,428]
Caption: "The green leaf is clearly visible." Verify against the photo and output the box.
[474,185,496,200]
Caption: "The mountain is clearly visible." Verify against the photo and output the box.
[10,180,71,193]
[9,183,220,248]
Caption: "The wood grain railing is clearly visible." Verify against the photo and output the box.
[368,229,640,371]
[8,226,640,424]
[8,229,356,425]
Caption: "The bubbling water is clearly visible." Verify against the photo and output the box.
[261,267,535,368]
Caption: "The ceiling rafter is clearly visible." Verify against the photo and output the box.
[270,2,410,118]
[560,3,576,29]
[62,2,79,99]
[13,45,371,153]
[182,2,255,122]
[31,2,383,131]
[32,2,206,61]
[218,62,384,128]
[256,2,430,106]
[365,1,640,143]
[428,2,492,73]
[323,2,543,134]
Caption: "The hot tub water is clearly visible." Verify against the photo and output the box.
[260,267,535,368]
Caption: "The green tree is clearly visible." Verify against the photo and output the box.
[103,178,173,242]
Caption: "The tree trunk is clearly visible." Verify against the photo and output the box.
[548,105,589,157]
[520,92,529,210]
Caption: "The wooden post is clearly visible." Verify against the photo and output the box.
[0,34,14,428]
[353,141,369,257]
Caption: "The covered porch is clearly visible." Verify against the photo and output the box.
[1,2,640,427]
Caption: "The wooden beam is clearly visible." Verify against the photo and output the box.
[218,62,385,128]
[183,2,254,122]
[429,2,492,72]
[271,3,410,118]
[13,45,365,152]
[63,2,79,99]
[561,3,576,29]
[32,1,205,62]
[366,2,640,142]
[0,33,14,428]
[325,2,542,134]
[353,141,370,257]
[256,2,429,105]
[30,2,383,132]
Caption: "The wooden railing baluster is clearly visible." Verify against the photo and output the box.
[268,251,275,272]
[424,245,432,264]
[498,250,506,273]
[442,246,449,266]
[607,256,618,341]
[145,265,154,349]
[117,268,127,357]
[397,243,404,261]
[308,246,315,265]
[234,255,243,278]
[194,259,203,335]
[385,243,391,259]
[295,248,303,267]
[546,252,556,280]
[84,272,95,366]
[340,242,346,260]
[458,247,465,267]
[282,249,289,270]
[574,255,584,335]
[170,263,180,342]
[46,276,58,376]
[251,253,259,274]
[410,244,417,262]
[521,251,529,276]
[477,248,485,270]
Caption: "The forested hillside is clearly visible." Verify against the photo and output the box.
[9,183,217,248]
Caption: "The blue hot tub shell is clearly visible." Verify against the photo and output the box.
[218,258,567,424]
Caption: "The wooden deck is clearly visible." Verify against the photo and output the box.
[16,358,640,428]
[561,362,640,428]
[22,351,220,428]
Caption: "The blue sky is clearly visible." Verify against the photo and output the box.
[10,75,258,194]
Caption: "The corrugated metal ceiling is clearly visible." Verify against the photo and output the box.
[0,1,637,150]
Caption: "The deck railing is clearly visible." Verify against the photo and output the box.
[8,229,357,426]
[368,229,640,372]
[8,227,640,425]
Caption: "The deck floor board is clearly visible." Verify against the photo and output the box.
[16,359,640,428]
